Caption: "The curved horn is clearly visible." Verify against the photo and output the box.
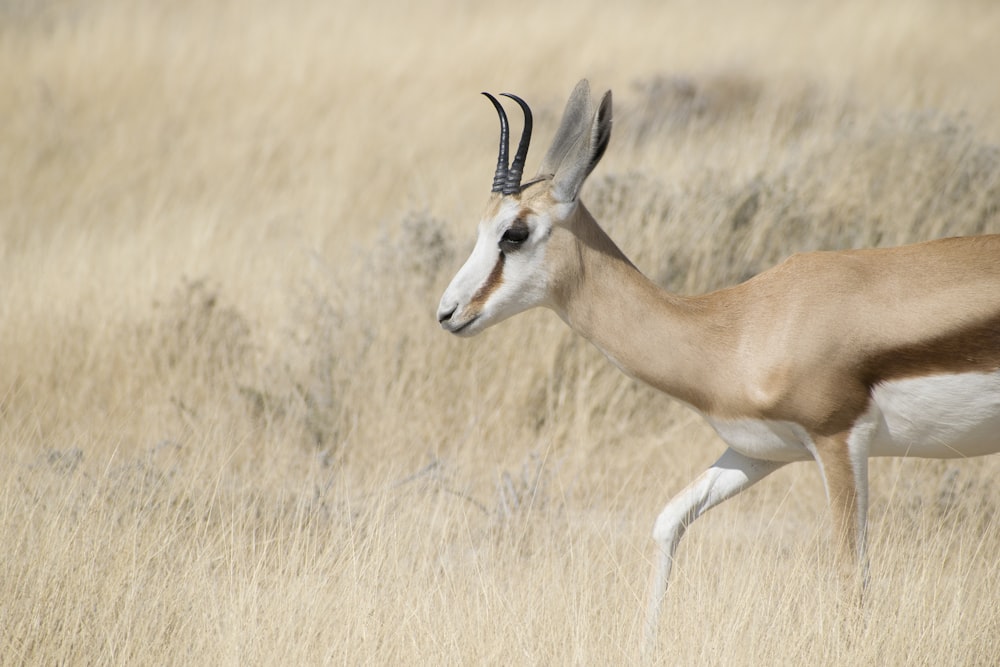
[482,92,509,193]
[500,93,533,195]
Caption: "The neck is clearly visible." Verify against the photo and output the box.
[550,204,733,412]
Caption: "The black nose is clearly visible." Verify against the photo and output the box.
[438,305,457,324]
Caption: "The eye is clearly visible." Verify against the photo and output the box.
[499,222,529,250]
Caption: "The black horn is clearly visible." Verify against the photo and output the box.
[500,93,533,195]
[482,92,509,193]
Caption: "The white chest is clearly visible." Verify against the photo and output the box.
[702,416,816,462]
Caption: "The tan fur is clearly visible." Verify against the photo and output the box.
[542,198,1000,436]
[814,433,860,564]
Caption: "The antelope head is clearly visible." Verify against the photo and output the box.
[437,80,613,336]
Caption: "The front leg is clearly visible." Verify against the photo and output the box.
[814,425,873,593]
[646,448,786,649]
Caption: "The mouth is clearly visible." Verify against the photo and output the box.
[443,315,479,336]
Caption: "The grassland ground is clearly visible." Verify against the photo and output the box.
[2,0,1000,664]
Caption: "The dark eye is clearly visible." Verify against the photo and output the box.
[500,223,529,250]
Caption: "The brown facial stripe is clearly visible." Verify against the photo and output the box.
[863,311,1000,385]
[469,251,505,310]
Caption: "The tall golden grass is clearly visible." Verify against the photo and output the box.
[2,0,1000,663]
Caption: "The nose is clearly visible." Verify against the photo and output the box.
[437,303,457,324]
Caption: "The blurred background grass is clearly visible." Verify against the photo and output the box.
[2,0,999,663]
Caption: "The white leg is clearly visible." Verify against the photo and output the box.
[646,448,786,649]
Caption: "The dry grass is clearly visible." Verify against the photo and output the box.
[2,0,1000,664]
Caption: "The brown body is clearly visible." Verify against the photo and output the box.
[551,213,1000,434]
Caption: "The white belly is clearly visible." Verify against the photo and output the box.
[704,371,1000,462]
[869,371,1000,458]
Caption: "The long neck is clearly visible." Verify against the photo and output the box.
[550,205,735,413]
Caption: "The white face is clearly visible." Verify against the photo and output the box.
[437,197,555,336]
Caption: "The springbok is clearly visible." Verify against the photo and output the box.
[436,80,1000,642]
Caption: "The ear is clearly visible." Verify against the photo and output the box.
[538,80,593,179]
[540,82,612,204]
